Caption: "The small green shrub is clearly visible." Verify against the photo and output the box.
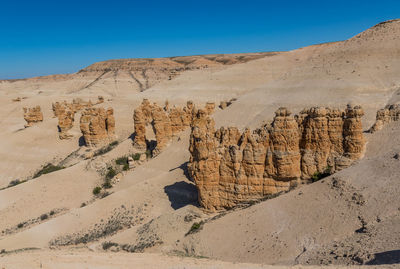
[311,166,332,182]
[132,153,141,161]
[102,180,112,189]
[145,150,152,159]
[123,163,129,171]
[93,186,102,195]
[115,156,128,165]
[49,210,55,216]
[40,214,48,221]
[102,241,119,250]
[17,223,24,229]
[33,164,65,178]
[105,167,116,180]
[186,221,204,235]
[93,141,119,157]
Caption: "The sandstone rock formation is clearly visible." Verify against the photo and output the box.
[133,99,209,154]
[80,107,115,147]
[369,104,400,132]
[58,109,75,140]
[23,106,43,127]
[189,105,366,210]
[53,97,104,139]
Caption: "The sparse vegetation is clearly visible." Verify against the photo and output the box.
[7,179,26,188]
[145,150,152,159]
[123,163,129,171]
[93,141,119,157]
[186,221,204,235]
[132,153,141,161]
[115,156,128,165]
[105,167,116,180]
[40,214,48,221]
[93,186,102,195]
[102,180,112,189]
[102,241,119,250]
[311,166,332,182]
[33,164,65,178]
[17,223,24,229]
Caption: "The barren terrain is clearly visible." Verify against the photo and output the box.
[0,19,399,268]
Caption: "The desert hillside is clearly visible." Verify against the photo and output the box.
[0,19,399,268]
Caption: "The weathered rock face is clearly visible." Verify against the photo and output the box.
[23,106,43,127]
[53,97,104,139]
[58,109,75,140]
[369,104,400,132]
[80,107,115,147]
[133,99,212,153]
[189,105,366,211]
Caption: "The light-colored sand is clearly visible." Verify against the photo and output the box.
[0,19,399,268]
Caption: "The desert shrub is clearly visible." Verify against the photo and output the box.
[8,179,26,187]
[102,241,119,250]
[40,214,48,221]
[123,163,129,171]
[17,223,24,229]
[132,153,141,161]
[80,202,87,208]
[145,150,152,159]
[33,164,65,178]
[311,166,332,182]
[115,156,128,165]
[94,141,119,157]
[186,221,204,235]
[105,167,116,180]
[49,210,55,216]
[93,186,102,195]
[102,180,112,189]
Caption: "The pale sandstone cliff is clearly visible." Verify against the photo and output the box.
[188,105,365,210]
[23,106,43,128]
[133,99,213,154]
[80,107,115,147]
[369,104,400,132]
[52,97,104,139]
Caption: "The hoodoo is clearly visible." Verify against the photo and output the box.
[23,106,43,128]
[80,107,115,147]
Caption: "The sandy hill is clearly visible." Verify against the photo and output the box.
[0,19,399,268]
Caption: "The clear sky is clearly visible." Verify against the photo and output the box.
[1,0,399,79]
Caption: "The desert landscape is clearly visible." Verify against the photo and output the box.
[0,19,399,268]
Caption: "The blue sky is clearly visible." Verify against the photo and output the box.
[0,0,399,79]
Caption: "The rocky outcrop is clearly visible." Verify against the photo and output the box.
[80,107,115,147]
[53,97,104,139]
[189,105,366,211]
[133,99,210,154]
[58,109,75,139]
[23,106,43,127]
[369,104,400,132]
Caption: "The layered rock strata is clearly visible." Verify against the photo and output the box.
[80,107,115,147]
[23,106,43,127]
[133,99,212,153]
[188,105,365,210]
[369,104,400,132]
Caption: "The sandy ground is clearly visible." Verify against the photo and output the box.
[0,19,399,268]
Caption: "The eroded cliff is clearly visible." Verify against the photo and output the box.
[188,105,365,210]
[80,107,115,147]
[23,106,43,128]
[133,99,213,154]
